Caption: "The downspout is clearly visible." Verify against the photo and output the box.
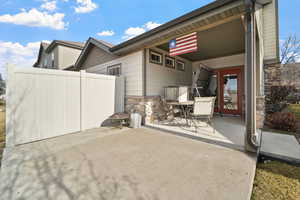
[244,0,259,152]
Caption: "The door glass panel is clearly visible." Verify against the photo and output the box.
[223,74,238,110]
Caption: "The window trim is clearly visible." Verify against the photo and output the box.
[165,55,175,69]
[107,64,122,76]
[149,49,163,65]
[176,59,185,71]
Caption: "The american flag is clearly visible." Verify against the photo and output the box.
[169,32,198,56]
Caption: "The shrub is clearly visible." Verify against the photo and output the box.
[286,92,300,104]
[266,85,296,113]
[267,112,298,132]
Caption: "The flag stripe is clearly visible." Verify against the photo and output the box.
[170,43,197,52]
[177,32,197,40]
[175,39,197,47]
[176,36,197,44]
[170,47,198,55]
[171,50,197,56]
[170,47,198,56]
[170,49,197,56]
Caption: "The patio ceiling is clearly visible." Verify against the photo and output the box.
[157,19,245,61]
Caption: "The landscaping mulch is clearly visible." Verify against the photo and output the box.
[251,160,300,200]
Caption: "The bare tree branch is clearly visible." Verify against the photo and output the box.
[280,34,300,64]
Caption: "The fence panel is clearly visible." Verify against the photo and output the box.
[6,65,121,146]
[81,72,116,130]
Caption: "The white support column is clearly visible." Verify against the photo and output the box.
[5,64,16,147]
[244,0,259,152]
[80,70,86,131]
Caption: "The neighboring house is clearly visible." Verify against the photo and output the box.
[75,37,117,71]
[34,40,84,70]
[75,0,279,151]
[33,42,50,68]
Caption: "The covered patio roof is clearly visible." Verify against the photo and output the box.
[157,18,245,61]
[110,0,245,56]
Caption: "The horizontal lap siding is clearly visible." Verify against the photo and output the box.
[86,51,143,96]
[81,45,117,70]
[263,0,279,62]
[146,48,193,96]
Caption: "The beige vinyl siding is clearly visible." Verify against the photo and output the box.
[81,45,117,69]
[146,48,193,96]
[86,50,143,96]
[262,0,279,63]
[192,53,245,71]
[57,45,82,70]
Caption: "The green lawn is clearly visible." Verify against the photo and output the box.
[289,104,300,120]
[251,161,300,200]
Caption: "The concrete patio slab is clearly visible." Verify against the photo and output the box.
[0,127,256,200]
[260,131,300,163]
[146,116,245,150]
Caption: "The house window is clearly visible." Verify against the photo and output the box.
[107,64,121,76]
[176,60,185,71]
[149,50,163,65]
[165,56,175,68]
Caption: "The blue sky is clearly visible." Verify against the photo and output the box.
[0,0,298,76]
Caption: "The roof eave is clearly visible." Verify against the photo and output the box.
[75,37,116,69]
[46,40,84,53]
[110,0,241,53]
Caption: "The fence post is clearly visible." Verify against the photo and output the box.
[5,64,15,147]
[80,70,86,131]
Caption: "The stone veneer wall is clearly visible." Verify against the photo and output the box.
[264,63,300,95]
[125,96,171,124]
[264,63,282,97]
[126,95,266,128]
[264,63,300,113]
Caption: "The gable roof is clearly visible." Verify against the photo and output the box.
[46,40,85,53]
[33,42,50,67]
[75,37,115,68]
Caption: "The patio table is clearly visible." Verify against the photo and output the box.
[167,101,194,124]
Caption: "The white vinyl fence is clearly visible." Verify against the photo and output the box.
[6,64,124,147]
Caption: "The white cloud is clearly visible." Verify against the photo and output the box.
[123,27,146,40]
[0,8,66,30]
[41,1,57,12]
[97,30,115,36]
[145,21,161,30]
[122,21,161,40]
[75,0,98,13]
[0,41,47,77]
